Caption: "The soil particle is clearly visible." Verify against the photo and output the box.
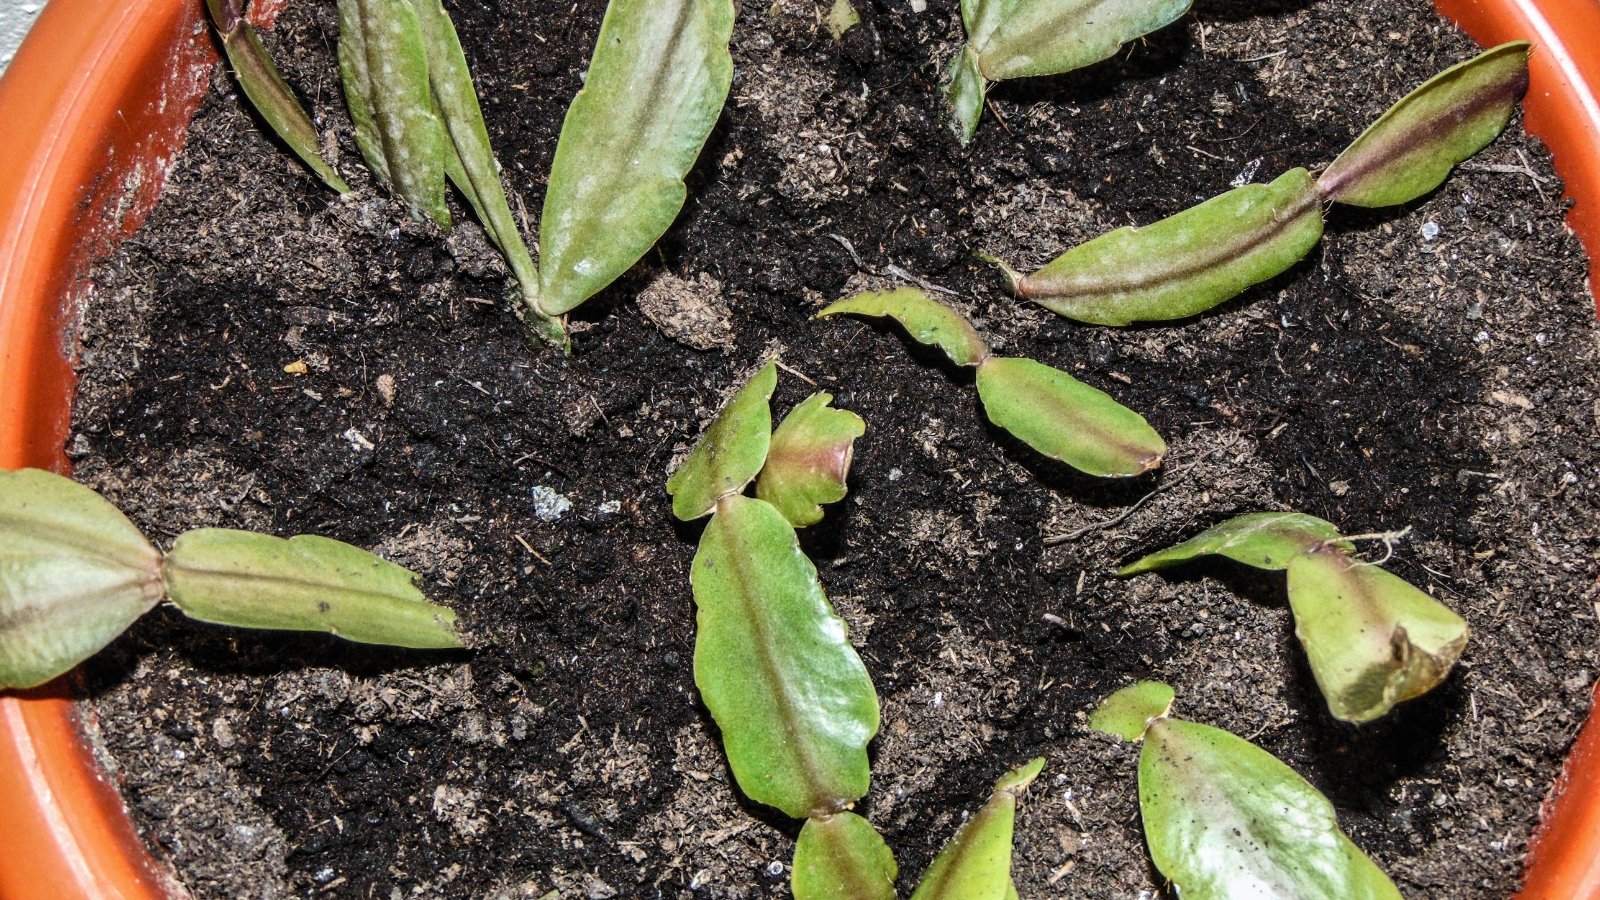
[66,0,1598,897]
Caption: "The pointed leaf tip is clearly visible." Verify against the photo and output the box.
[1090,681,1175,742]
[756,393,866,528]
[909,757,1043,899]
[975,356,1165,477]
[1118,512,1348,576]
[1320,41,1530,208]
[818,287,990,367]
[666,361,778,520]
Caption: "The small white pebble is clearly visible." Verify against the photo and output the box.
[888,467,903,482]
[597,499,622,515]
[1421,221,1442,240]
[530,486,572,523]
[343,427,376,452]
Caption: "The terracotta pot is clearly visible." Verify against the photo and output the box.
[0,0,1595,896]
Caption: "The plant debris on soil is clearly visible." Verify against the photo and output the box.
[64,0,1597,897]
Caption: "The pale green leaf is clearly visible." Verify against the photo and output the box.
[1089,680,1174,742]
[691,494,879,819]
[163,529,463,649]
[1140,717,1401,900]
[793,811,898,900]
[1320,42,1530,208]
[1010,168,1324,325]
[975,356,1165,477]
[666,361,777,521]
[755,393,865,528]
[817,287,990,367]
[338,0,452,226]
[0,469,163,690]
[1286,548,1469,723]
[964,0,1192,82]
[207,0,351,195]
[1118,512,1348,575]
[537,0,735,316]
[827,0,862,40]
[909,758,1044,900]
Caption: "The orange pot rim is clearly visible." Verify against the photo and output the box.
[0,0,1597,897]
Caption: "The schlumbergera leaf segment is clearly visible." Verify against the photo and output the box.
[1120,512,1470,723]
[992,42,1531,325]
[0,469,462,691]
[666,362,1043,897]
[1091,682,1402,900]
[817,287,1166,477]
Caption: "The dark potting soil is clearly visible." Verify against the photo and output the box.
[64,0,1597,896]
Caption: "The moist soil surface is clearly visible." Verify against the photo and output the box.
[66,0,1597,897]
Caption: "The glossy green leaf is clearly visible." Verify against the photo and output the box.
[536,0,735,316]
[0,470,164,690]
[817,287,990,367]
[793,811,898,900]
[691,494,879,819]
[1009,168,1324,325]
[827,0,862,40]
[975,356,1165,477]
[1118,512,1348,576]
[1286,548,1469,723]
[909,757,1044,900]
[963,0,1192,81]
[666,361,777,521]
[1088,680,1174,742]
[756,393,865,528]
[207,0,351,195]
[163,529,463,649]
[338,0,452,226]
[1320,42,1530,208]
[1140,716,1401,900]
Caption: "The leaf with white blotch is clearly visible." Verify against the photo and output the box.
[1118,512,1350,576]
[666,361,777,521]
[975,357,1165,477]
[1139,714,1401,900]
[691,494,879,819]
[1286,547,1469,723]
[207,0,350,194]
[756,393,865,528]
[792,811,898,900]
[163,529,463,649]
[909,758,1044,900]
[1007,168,1324,325]
[946,0,1191,143]
[0,469,164,690]
[1089,680,1174,742]
[338,0,452,225]
[817,287,989,367]
[1320,42,1530,208]
[537,0,734,316]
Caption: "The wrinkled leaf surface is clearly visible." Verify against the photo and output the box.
[975,357,1164,477]
[1089,680,1174,742]
[1320,42,1530,208]
[817,287,990,367]
[164,529,463,649]
[691,495,879,819]
[793,811,898,900]
[909,757,1044,900]
[538,0,735,316]
[1119,511,1347,575]
[756,393,865,528]
[1140,717,1401,900]
[1015,168,1324,325]
[1287,548,1469,723]
[666,361,777,521]
[0,470,163,689]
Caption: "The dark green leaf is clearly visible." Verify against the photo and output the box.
[1008,168,1324,325]
[163,529,463,649]
[975,356,1165,477]
[756,393,865,528]
[0,470,164,689]
[792,811,898,900]
[537,0,735,316]
[1320,42,1530,208]
[666,361,778,521]
[1140,716,1401,899]
[1118,512,1348,575]
[1287,547,1469,723]
[943,47,987,145]
[692,494,879,819]
[817,287,990,367]
[1088,680,1174,742]
[909,757,1044,899]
